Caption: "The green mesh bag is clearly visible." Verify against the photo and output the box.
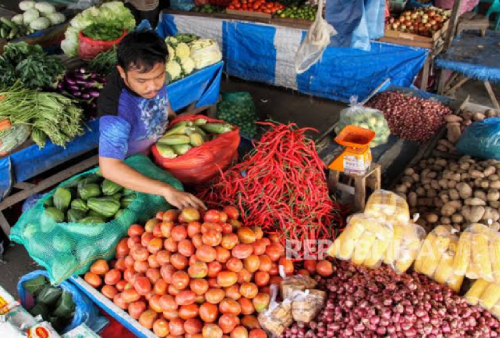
[217,92,257,138]
[11,154,183,284]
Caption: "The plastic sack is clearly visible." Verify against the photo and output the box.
[334,97,390,148]
[78,30,127,61]
[365,189,410,224]
[414,225,457,278]
[170,0,196,11]
[457,118,500,160]
[18,270,102,335]
[217,92,258,138]
[328,213,393,268]
[10,154,183,284]
[433,235,464,292]
[152,115,240,185]
[0,124,31,156]
[258,285,293,336]
[280,272,317,300]
[295,0,336,74]
[465,279,500,319]
[290,289,326,323]
[384,222,426,274]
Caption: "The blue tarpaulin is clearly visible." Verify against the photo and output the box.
[0,62,223,201]
[435,30,500,83]
[158,14,428,104]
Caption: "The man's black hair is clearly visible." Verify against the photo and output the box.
[117,31,168,73]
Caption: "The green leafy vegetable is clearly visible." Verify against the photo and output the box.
[88,47,117,75]
[82,23,123,41]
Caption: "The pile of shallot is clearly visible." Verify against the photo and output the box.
[367,91,452,143]
[280,261,500,338]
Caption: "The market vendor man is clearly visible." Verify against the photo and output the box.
[97,31,206,210]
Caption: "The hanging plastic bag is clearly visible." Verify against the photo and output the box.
[295,0,336,74]
[457,118,500,160]
[364,189,410,224]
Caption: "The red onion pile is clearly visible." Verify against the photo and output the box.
[367,91,452,143]
[280,261,500,338]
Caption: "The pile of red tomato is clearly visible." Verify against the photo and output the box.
[227,0,285,14]
[84,206,302,337]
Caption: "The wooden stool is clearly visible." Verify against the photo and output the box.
[328,164,382,213]
[457,13,490,37]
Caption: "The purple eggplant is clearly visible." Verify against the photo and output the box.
[81,93,91,100]
[88,90,100,98]
[57,82,64,90]
[65,77,76,85]
[72,91,82,98]
[69,85,79,92]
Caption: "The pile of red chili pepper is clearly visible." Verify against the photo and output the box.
[197,122,344,259]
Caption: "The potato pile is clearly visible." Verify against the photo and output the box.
[437,109,499,154]
[394,156,500,232]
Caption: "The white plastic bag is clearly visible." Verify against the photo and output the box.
[295,0,336,74]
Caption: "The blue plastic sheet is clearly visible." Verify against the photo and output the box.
[457,118,500,160]
[435,30,500,83]
[18,270,107,334]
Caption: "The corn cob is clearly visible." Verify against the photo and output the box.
[479,282,500,310]
[396,225,425,274]
[164,124,189,136]
[384,223,403,266]
[447,274,464,293]
[351,224,377,265]
[171,144,192,155]
[193,118,208,126]
[365,190,397,217]
[189,133,205,147]
[471,232,493,281]
[336,215,368,260]
[420,226,451,278]
[454,232,472,276]
[172,120,193,128]
[414,232,436,274]
[434,237,457,285]
[158,134,191,146]
[465,279,489,306]
[200,123,234,134]
[363,224,393,268]
[394,197,410,224]
[490,237,500,283]
[327,236,341,258]
[155,143,177,158]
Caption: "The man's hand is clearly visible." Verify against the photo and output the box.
[163,186,206,210]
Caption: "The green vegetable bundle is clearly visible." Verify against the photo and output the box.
[0,82,84,148]
[82,23,123,42]
[0,42,64,89]
[88,48,117,75]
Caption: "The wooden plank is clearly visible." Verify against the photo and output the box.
[445,0,463,50]
[0,155,99,211]
[0,211,10,237]
[13,182,36,190]
[444,76,470,96]
[484,81,500,110]
[226,9,272,20]
[379,36,433,49]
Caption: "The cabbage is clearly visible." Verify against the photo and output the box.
[180,57,195,76]
[166,61,182,81]
[19,0,35,11]
[167,45,175,62]
[35,2,56,14]
[47,13,65,25]
[23,9,40,23]
[175,43,190,59]
[30,17,50,30]
[11,14,24,25]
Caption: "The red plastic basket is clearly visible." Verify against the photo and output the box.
[78,30,127,61]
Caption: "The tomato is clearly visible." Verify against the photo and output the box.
[221,223,233,235]
[114,258,127,271]
[239,283,258,299]
[164,237,178,253]
[128,236,141,249]
[161,222,174,238]
[316,260,333,277]
[170,253,188,270]
[187,222,202,238]
[190,279,209,295]
[254,271,270,287]
[204,210,221,223]
[179,304,199,320]
[265,244,284,261]
[232,244,254,260]
[260,238,271,246]
[188,262,208,278]
[303,260,317,274]
[203,230,223,247]
[243,255,260,273]
[171,271,190,290]
[269,276,283,285]
[269,263,279,276]
[124,256,135,270]
[238,297,254,315]
[196,245,217,263]
[171,226,188,242]
[176,290,197,306]
[160,264,176,283]
[241,315,260,330]
[249,329,267,338]
[153,318,170,337]
[123,268,134,282]
[128,300,147,319]
[159,295,178,311]
[223,206,239,220]
[90,259,109,275]
[258,255,272,272]
[84,272,102,288]
[199,302,219,323]
[122,288,141,303]
[116,280,128,292]
[116,238,130,258]
[169,318,185,336]
[231,326,249,338]
[221,234,239,250]
[156,250,171,266]
[141,232,155,247]
[279,257,294,275]
[132,247,149,262]
[201,222,223,234]
[104,269,121,286]
[162,309,179,321]
[181,207,200,222]
[297,269,310,276]
[148,254,160,268]
[226,258,243,273]
[237,269,252,284]
[208,277,219,288]
[229,219,243,229]
[184,318,203,334]
[216,247,231,264]
[196,294,206,304]
[101,285,118,299]
[218,211,228,223]
[192,234,203,248]
[128,224,145,237]
[252,293,270,313]
[134,260,149,274]
[113,294,129,310]
[134,276,152,296]
[205,288,226,304]
[150,294,164,313]
[251,240,267,256]
[208,262,223,278]
[147,238,162,254]
[219,298,241,316]
[163,210,179,223]
[153,223,163,238]
[203,324,223,338]
[156,211,164,220]
[225,285,241,301]
[146,268,161,284]
[237,227,256,244]
[217,271,238,287]
[219,314,240,334]
[154,279,168,296]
